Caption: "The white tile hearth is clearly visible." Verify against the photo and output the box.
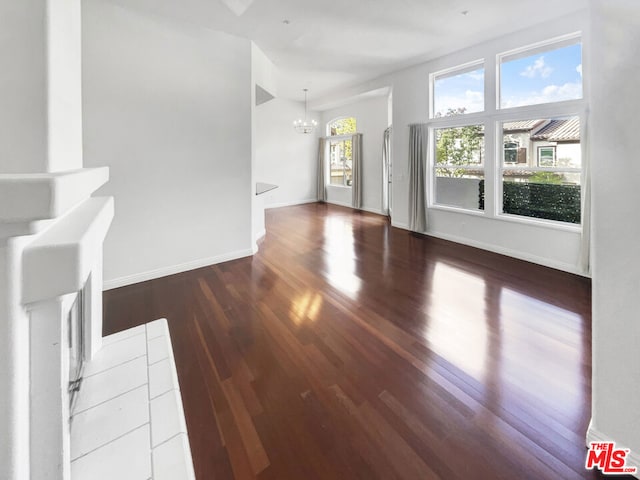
[71,385,149,460]
[149,358,179,400]
[82,333,147,377]
[71,425,152,480]
[70,319,195,480]
[148,333,171,365]
[75,356,148,413]
[150,389,188,447]
[102,324,146,346]
[153,434,195,480]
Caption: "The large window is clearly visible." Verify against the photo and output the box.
[500,116,581,224]
[432,62,484,118]
[430,34,584,226]
[500,40,582,109]
[327,117,356,187]
[434,124,485,210]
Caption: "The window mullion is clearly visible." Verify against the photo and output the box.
[484,53,498,219]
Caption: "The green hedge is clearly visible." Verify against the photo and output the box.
[479,180,581,224]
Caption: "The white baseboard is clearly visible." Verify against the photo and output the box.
[265,198,317,209]
[326,199,351,209]
[386,222,582,276]
[360,206,387,216]
[586,420,607,446]
[586,421,640,479]
[391,220,410,230]
[103,248,254,290]
[425,229,583,276]
[253,228,266,254]
[325,200,387,217]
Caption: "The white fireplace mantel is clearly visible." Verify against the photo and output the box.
[0,164,113,480]
[0,167,109,223]
[22,196,114,305]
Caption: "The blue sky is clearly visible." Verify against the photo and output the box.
[434,68,484,116]
[434,43,582,115]
[501,43,582,108]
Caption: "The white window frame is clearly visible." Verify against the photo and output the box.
[428,33,585,230]
[326,116,357,189]
[429,60,487,214]
[430,59,485,120]
[430,122,486,213]
[537,146,557,167]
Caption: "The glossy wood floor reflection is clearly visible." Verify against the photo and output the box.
[104,203,607,480]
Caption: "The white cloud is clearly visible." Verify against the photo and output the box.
[463,71,485,81]
[520,56,553,79]
[576,63,582,77]
[502,82,582,108]
[465,89,483,103]
[434,90,484,116]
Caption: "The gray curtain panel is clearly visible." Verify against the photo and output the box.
[317,137,326,202]
[352,133,363,209]
[382,127,392,216]
[408,124,428,232]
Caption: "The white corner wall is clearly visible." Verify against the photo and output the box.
[83,0,253,288]
[589,0,640,469]
[255,97,320,209]
[251,43,277,99]
[321,95,389,214]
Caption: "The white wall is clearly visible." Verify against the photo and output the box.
[314,12,588,274]
[251,43,278,100]
[83,0,253,288]
[255,97,319,209]
[589,0,640,468]
[251,43,277,248]
[0,0,82,174]
[321,95,389,214]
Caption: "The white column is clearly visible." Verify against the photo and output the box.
[0,237,32,480]
[28,298,71,480]
[0,1,83,478]
[0,0,82,174]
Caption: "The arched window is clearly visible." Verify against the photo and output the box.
[326,117,357,187]
[327,117,356,136]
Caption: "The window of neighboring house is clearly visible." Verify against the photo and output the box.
[429,34,584,225]
[538,146,557,167]
[432,62,484,118]
[504,141,519,164]
[327,117,356,187]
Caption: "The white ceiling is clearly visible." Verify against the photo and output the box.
[105,0,587,102]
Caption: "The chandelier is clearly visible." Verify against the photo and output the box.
[293,88,317,134]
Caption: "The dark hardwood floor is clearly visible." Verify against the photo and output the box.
[104,202,610,479]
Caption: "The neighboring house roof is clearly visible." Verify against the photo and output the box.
[503,120,546,132]
[531,118,580,142]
